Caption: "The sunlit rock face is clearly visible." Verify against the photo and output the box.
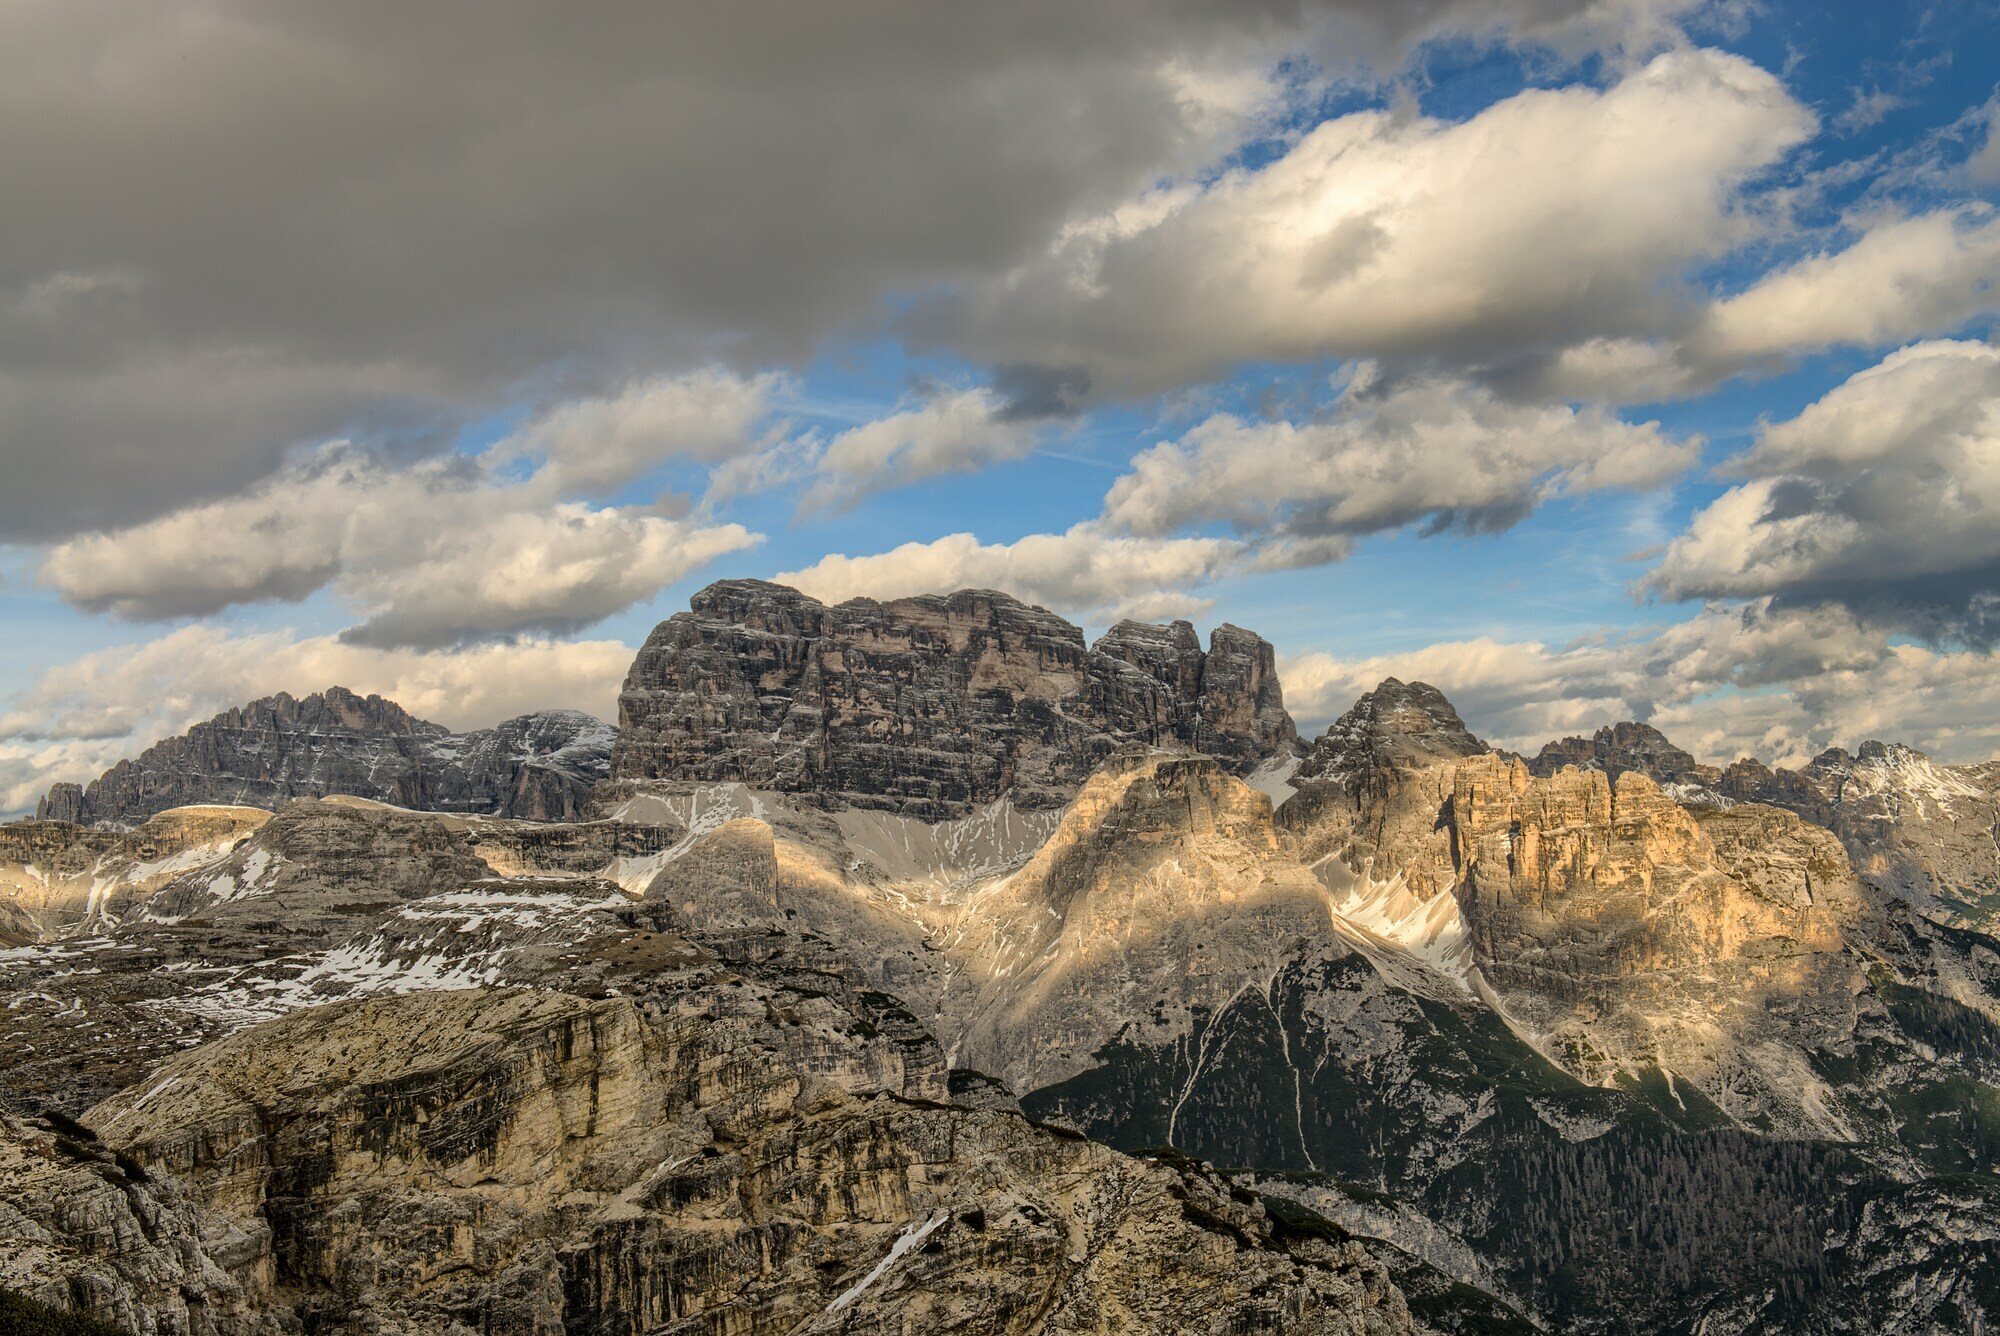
[0,803,271,939]
[1448,755,1869,1130]
[609,579,1295,821]
[1279,677,1488,900]
[1527,716,2000,935]
[40,686,616,827]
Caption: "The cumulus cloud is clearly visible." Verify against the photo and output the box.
[1646,339,2000,643]
[1102,372,1697,542]
[0,626,634,815]
[497,367,785,497]
[1279,598,2000,767]
[775,524,1243,622]
[41,443,760,648]
[1692,207,2000,367]
[913,48,1812,396]
[4,0,1700,544]
[798,389,1043,513]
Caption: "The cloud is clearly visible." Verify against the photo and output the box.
[0,626,634,814]
[497,367,784,497]
[3,0,1700,545]
[1691,207,2000,367]
[775,524,1243,622]
[911,48,1812,396]
[1974,103,2000,185]
[1278,597,2000,767]
[1646,339,2000,643]
[1102,371,1697,542]
[41,442,760,648]
[1832,88,1906,135]
[798,389,1042,512]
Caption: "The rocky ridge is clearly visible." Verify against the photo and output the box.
[609,580,1296,821]
[11,587,2000,1333]
[38,688,615,828]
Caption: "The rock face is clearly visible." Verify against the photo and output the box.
[40,688,615,827]
[610,580,1295,820]
[1527,721,1711,792]
[50,985,1419,1335]
[1449,755,1867,1129]
[1525,718,2000,935]
[0,805,271,940]
[1279,677,1487,899]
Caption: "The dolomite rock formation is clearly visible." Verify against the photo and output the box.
[39,688,615,827]
[1449,755,1869,1129]
[1526,717,2000,934]
[1278,677,1488,900]
[1527,721,1713,793]
[610,580,1295,821]
[52,986,1419,1335]
[948,749,1336,1094]
[0,804,271,939]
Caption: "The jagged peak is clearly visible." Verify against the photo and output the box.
[1299,677,1486,783]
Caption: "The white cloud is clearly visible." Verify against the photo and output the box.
[1693,208,2000,367]
[0,626,634,814]
[775,523,1243,622]
[799,388,1042,512]
[1970,103,2000,186]
[1646,339,2000,641]
[498,367,784,496]
[1279,598,2000,768]
[1102,372,1697,541]
[917,47,1813,394]
[41,443,760,648]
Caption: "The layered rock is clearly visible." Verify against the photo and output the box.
[1449,755,1868,1129]
[0,805,270,940]
[1527,721,1715,795]
[38,688,615,827]
[610,580,1295,821]
[1278,678,1488,901]
[52,985,1419,1335]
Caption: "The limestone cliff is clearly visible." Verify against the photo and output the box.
[609,580,1295,821]
[46,985,1419,1335]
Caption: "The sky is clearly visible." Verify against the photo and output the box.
[5,0,2000,814]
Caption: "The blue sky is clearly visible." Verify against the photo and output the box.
[4,0,2000,812]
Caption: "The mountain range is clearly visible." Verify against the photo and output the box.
[4,579,2000,1334]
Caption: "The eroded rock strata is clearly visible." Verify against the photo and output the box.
[610,580,1296,820]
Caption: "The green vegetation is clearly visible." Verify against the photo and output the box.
[0,1289,130,1336]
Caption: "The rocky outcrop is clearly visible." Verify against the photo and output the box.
[31,784,85,825]
[1527,721,1714,793]
[38,688,615,827]
[610,580,1295,821]
[1279,678,1488,900]
[1449,755,1868,1129]
[54,986,1419,1335]
[0,805,270,940]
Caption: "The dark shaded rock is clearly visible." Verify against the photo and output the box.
[1527,720,1712,789]
[610,580,1296,820]
[42,688,614,826]
[31,784,85,826]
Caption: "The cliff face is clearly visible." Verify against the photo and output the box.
[609,580,1295,820]
[52,985,1418,1336]
[41,688,615,827]
[1448,755,1868,1131]
[1525,719,2000,936]
[1278,677,1488,901]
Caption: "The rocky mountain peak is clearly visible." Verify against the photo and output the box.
[37,689,615,826]
[1527,719,1710,789]
[610,580,1296,820]
[1297,677,1486,784]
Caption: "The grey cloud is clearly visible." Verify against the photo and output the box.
[1647,339,2000,646]
[2,0,1708,542]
